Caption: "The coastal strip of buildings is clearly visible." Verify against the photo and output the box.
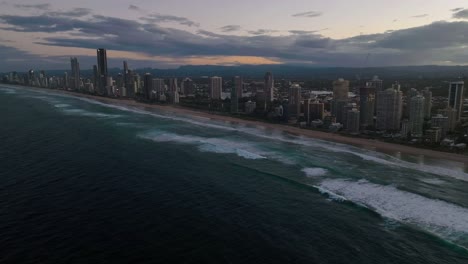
[2,48,467,151]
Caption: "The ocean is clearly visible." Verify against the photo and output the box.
[1,85,468,263]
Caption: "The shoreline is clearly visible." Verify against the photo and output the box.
[5,85,468,164]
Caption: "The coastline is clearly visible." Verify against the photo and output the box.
[5,85,468,165]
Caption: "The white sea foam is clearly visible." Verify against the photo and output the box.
[54,104,71,108]
[0,88,16,94]
[302,168,328,177]
[16,88,468,181]
[138,132,267,160]
[318,179,468,245]
[62,108,122,119]
[419,178,446,185]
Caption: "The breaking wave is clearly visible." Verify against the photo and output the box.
[317,179,468,247]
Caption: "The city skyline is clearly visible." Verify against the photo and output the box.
[1,1,468,71]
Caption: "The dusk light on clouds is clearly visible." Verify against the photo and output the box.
[1,0,468,71]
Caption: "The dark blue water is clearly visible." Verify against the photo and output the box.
[1,86,467,263]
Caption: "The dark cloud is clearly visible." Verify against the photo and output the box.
[44,8,92,17]
[451,8,464,12]
[292,11,322,18]
[290,28,329,35]
[128,5,140,11]
[411,14,428,18]
[1,12,468,67]
[140,13,199,27]
[453,9,468,19]
[248,29,278,35]
[289,30,317,35]
[219,25,241,32]
[13,3,50,10]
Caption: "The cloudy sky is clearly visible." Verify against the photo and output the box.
[1,0,468,71]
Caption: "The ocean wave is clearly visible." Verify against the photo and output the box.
[62,108,122,119]
[138,131,267,160]
[0,88,16,94]
[302,167,328,177]
[54,104,71,108]
[317,179,468,247]
[17,88,468,181]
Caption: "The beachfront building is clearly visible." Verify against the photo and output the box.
[376,87,403,131]
[231,76,242,113]
[346,108,360,134]
[360,86,375,129]
[422,88,432,119]
[438,107,457,133]
[288,84,302,118]
[332,78,350,124]
[209,76,222,100]
[409,95,425,137]
[448,81,464,121]
[431,114,449,138]
[264,72,274,103]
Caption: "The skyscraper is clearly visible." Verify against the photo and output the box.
[92,65,98,92]
[346,108,361,134]
[333,78,349,100]
[70,57,80,91]
[264,72,274,103]
[97,48,108,94]
[448,81,464,121]
[409,95,425,137]
[289,84,302,118]
[168,78,179,104]
[143,73,152,100]
[376,87,403,131]
[366,76,383,93]
[181,78,194,95]
[359,86,375,128]
[210,76,222,100]
[332,78,350,123]
[231,76,242,113]
[422,88,432,119]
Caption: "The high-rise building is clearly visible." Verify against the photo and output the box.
[169,78,178,92]
[97,48,108,94]
[422,88,432,119]
[231,76,242,113]
[401,119,410,138]
[332,78,350,123]
[346,108,360,134]
[438,107,457,132]
[431,114,449,138]
[64,72,68,88]
[366,76,383,93]
[305,101,324,124]
[376,87,403,131]
[167,78,179,103]
[448,81,464,121]
[152,79,165,93]
[289,84,302,118]
[333,78,349,100]
[210,76,222,100]
[409,95,425,137]
[70,57,80,91]
[359,86,375,128]
[143,73,152,100]
[181,78,194,95]
[92,65,98,92]
[264,72,274,103]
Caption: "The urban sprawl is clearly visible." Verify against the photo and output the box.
[2,48,467,153]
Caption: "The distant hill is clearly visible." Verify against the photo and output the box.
[3,64,468,80]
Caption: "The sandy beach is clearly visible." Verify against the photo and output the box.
[8,85,468,164]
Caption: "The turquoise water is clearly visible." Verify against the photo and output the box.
[1,85,468,263]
